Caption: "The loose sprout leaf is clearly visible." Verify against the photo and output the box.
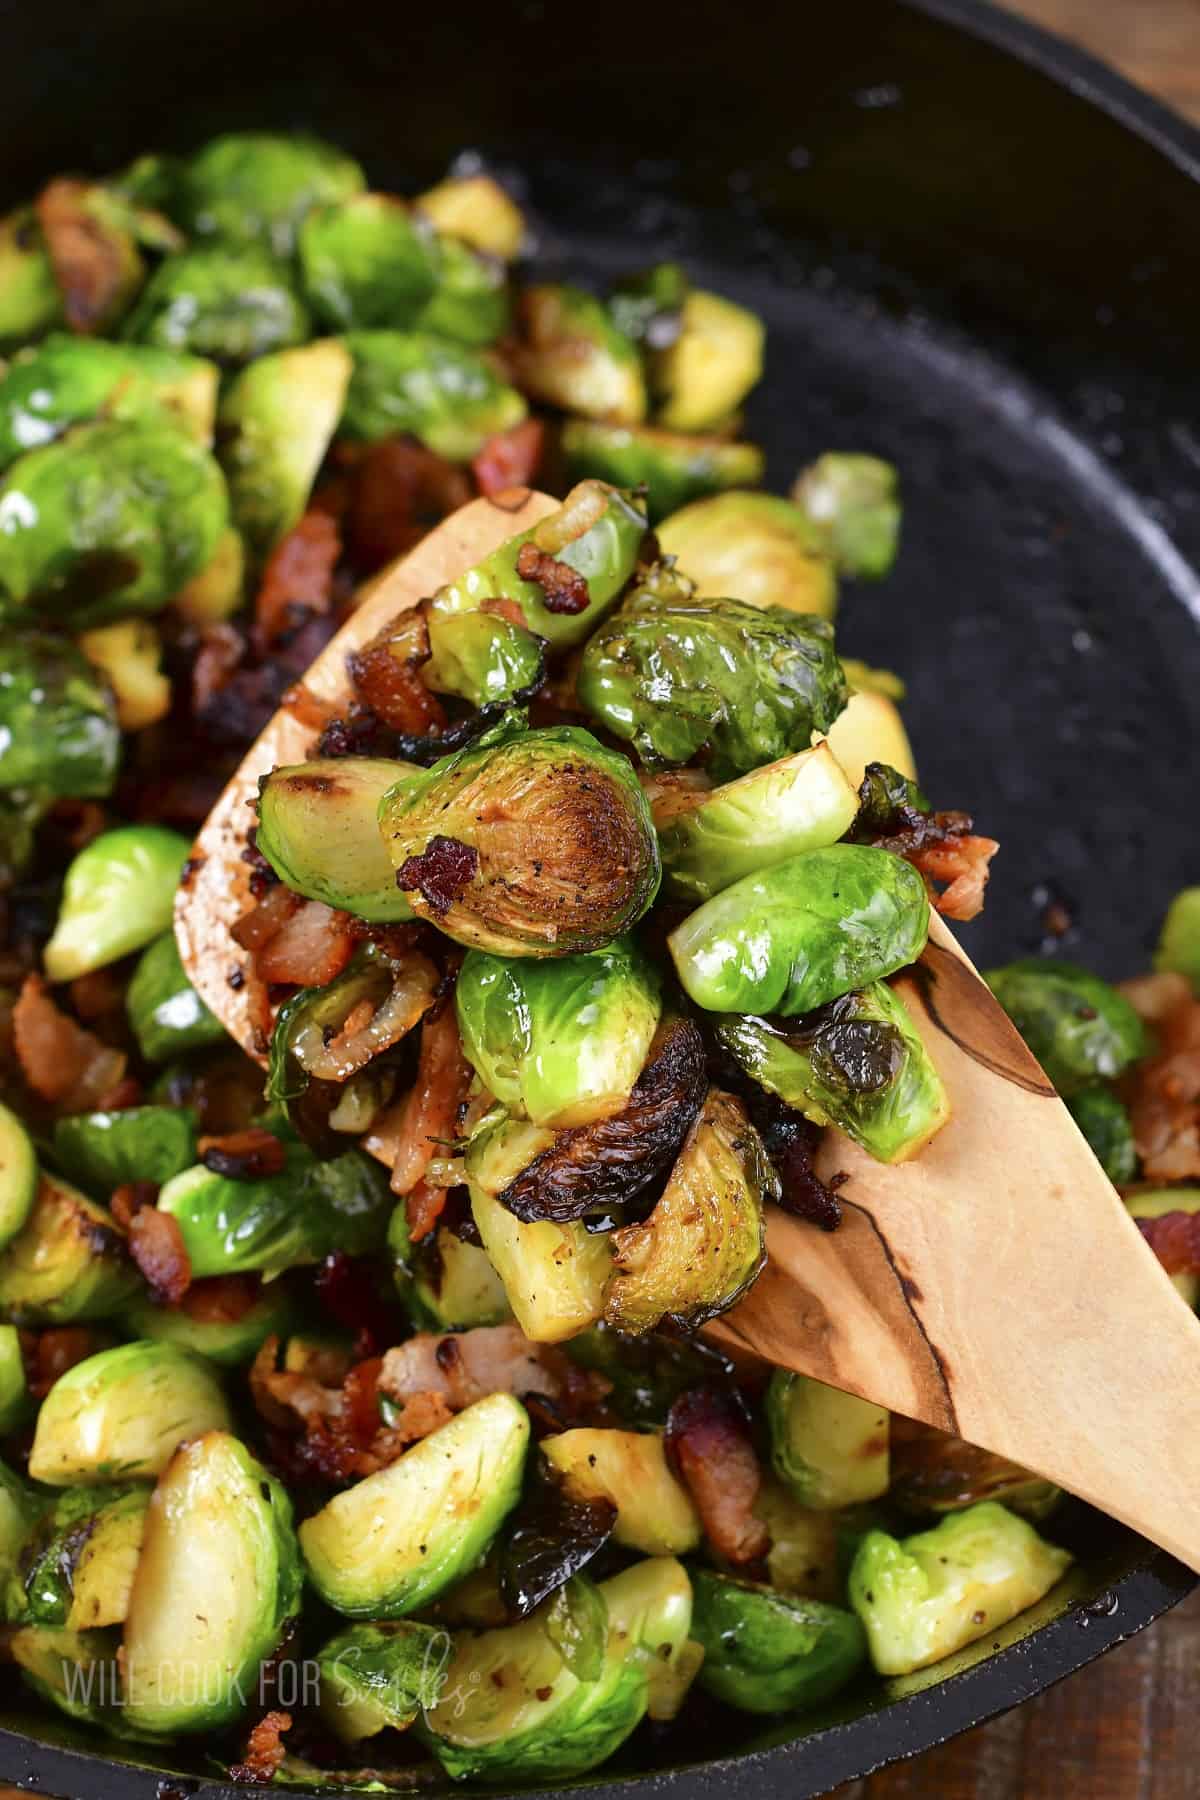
[497,1473,617,1619]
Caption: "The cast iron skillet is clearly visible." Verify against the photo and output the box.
[0,0,1197,1792]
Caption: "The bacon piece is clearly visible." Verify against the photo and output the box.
[515,541,590,615]
[254,900,355,988]
[21,1327,111,1400]
[128,1208,192,1304]
[191,623,244,716]
[472,419,545,497]
[665,1386,770,1567]
[910,834,999,923]
[405,1175,447,1243]
[36,177,139,334]
[382,998,474,1219]
[253,511,340,654]
[12,974,126,1108]
[1136,1210,1200,1277]
[251,1337,453,1482]
[347,621,448,737]
[179,1274,261,1324]
[227,1710,292,1786]
[379,1323,576,1413]
[342,437,472,574]
[198,1127,287,1181]
[110,1180,158,1230]
[395,836,479,918]
[1120,975,1200,1182]
[231,883,300,953]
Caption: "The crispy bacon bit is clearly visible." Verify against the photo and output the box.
[280,681,335,732]
[665,1386,770,1567]
[342,437,472,573]
[36,177,137,334]
[405,1175,446,1243]
[110,1180,158,1230]
[191,623,244,716]
[12,974,126,1108]
[180,1274,261,1324]
[21,1327,110,1400]
[347,614,447,735]
[251,1336,451,1482]
[395,836,479,917]
[254,900,355,988]
[228,1710,293,1786]
[1120,973,1200,1182]
[1136,1209,1200,1276]
[910,834,999,923]
[68,967,126,1027]
[128,1207,192,1305]
[472,419,545,497]
[232,882,300,952]
[198,1127,287,1181]
[515,541,590,615]
[253,511,341,654]
[379,1323,604,1416]
[851,768,997,922]
[379,998,473,1220]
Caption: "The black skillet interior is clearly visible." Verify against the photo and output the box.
[0,0,1198,1793]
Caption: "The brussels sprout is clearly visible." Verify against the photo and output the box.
[578,585,848,780]
[848,1502,1072,1677]
[562,421,765,524]
[601,1558,701,1721]
[658,491,837,617]
[123,1430,302,1733]
[0,1456,42,1603]
[425,608,544,711]
[1155,887,1200,994]
[0,207,60,345]
[29,1341,231,1486]
[300,1393,529,1617]
[652,742,859,904]
[43,823,189,982]
[176,130,366,255]
[77,620,170,733]
[341,329,526,459]
[52,1106,196,1194]
[218,338,352,561]
[318,1619,450,1742]
[653,290,764,432]
[256,756,419,922]
[0,335,217,469]
[122,244,309,366]
[299,194,438,330]
[157,1141,391,1278]
[888,1422,1061,1522]
[766,1370,889,1510]
[13,1484,148,1630]
[0,418,229,627]
[792,452,901,580]
[381,725,661,956]
[417,234,510,346]
[0,630,120,798]
[0,1323,31,1434]
[407,1224,512,1330]
[717,984,950,1165]
[1126,1187,1200,1307]
[171,525,246,624]
[0,1175,138,1323]
[125,929,227,1063]
[456,939,661,1129]
[0,1101,37,1250]
[750,1478,841,1603]
[985,960,1149,1096]
[690,1569,865,1713]
[605,1087,773,1335]
[10,1625,129,1731]
[825,688,918,792]
[540,1429,700,1555]
[1066,1086,1138,1185]
[670,844,930,1019]
[607,262,689,350]
[514,284,646,423]
[416,173,526,261]
[125,1279,297,1366]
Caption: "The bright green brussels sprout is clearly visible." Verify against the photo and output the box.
[513,283,646,423]
[125,929,226,1063]
[380,725,661,956]
[417,234,510,346]
[1155,886,1200,994]
[300,1393,530,1618]
[416,173,525,262]
[0,1456,42,1605]
[651,742,859,904]
[848,1502,1072,1677]
[455,938,661,1128]
[157,1141,391,1278]
[578,582,848,780]
[766,1370,890,1511]
[605,1087,773,1335]
[792,452,901,580]
[175,130,366,255]
[256,756,419,922]
[690,1569,866,1713]
[601,1557,702,1721]
[0,1101,37,1250]
[341,329,526,459]
[9,1625,130,1732]
[317,1619,449,1743]
[985,960,1149,1096]
[670,845,930,1018]
[658,490,837,617]
[122,244,309,365]
[652,290,764,432]
[29,1341,231,1486]
[0,335,217,469]
[43,823,189,982]
[1066,1085,1138,1185]
[0,630,120,799]
[1125,1187,1200,1307]
[540,1428,700,1556]
[0,1174,138,1324]
[122,1430,302,1734]
[125,1278,296,1366]
[0,207,60,345]
[218,338,352,561]
[11,1484,148,1630]
[52,1105,196,1194]
[0,1323,31,1435]
[299,193,438,330]
[562,421,765,524]
[426,608,545,710]
[405,1222,512,1331]
[716,983,950,1165]
[0,419,229,627]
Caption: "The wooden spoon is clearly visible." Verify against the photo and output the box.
[177,489,1200,1574]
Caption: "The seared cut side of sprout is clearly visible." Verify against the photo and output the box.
[256,757,420,921]
[540,1429,701,1556]
[29,1341,230,1485]
[43,825,189,983]
[658,490,836,617]
[0,1176,139,1324]
[766,1371,890,1511]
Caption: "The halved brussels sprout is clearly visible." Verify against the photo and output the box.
[792,452,901,580]
[317,1619,450,1742]
[125,1278,297,1367]
[653,290,764,432]
[52,1105,196,1194]
[256,756,419,922]
[43,824,189,982]
[381,725,661,956]
[426,607,545,710]
[407,1223,512,1331]
[300,1393,530,1618]
[417,235,510,346]
[1126,1187,1200,1307]
[1155,886,1200,995]
[77,620,170,733]
[578,583,848,780]
[848,1502,1072,1677]
[456,938,661,1128]
[985,960,1149,1096]
[29,1341,231,1486]
[341,330,526,460]
[0,335,217,468]
[416,173,525,261]
[540,1429,700,1555]
[605,1087,773,1335]
[0,1175,138,1324]
[690,1569,866,1713]
[825,687,917,792]
[1,1456,43,1601]
[752,1478,841,1603]
[125,930,226,1063]
[1066,1086,1138,1185]
[671,845,930,1018]
[299,193,438,331]
[562,421,765,524]
[176,131,366,255]
[513,284,646,423]
[218,338,352,561]
[0,1322,32,1433]
[601,1558,701,1721]
[0,418,229,627]
[717,983,950,1165]
[652,742,859,904]
[0,1101,37,1249]
[122,244,310,365]
[766,1370,890,1510]
[0,206,61,345]
[658,491,837,617]
[0,630,120,799]
[10,1625,128,1732]
[123,1430,302,1733]
[14,1484,148,1630]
